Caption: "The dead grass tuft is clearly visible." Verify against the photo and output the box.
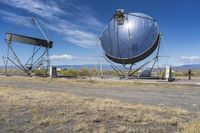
[0,85,198,133]
[181,119,200,133]
[74,123,88,132]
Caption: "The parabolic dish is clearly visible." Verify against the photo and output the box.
[100,10,160,64]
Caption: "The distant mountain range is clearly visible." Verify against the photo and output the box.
[1,64,200,71]
[0,64,116,70]
[177,64,200,68]
[172,64,200,71]
[54,64,117,70]
[55,64,200,71]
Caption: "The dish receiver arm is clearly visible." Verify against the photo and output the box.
[5,32,53,48]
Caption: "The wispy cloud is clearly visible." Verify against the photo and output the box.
[0,0,64,18]
[181,56,200,64]
[46,19,100,48]
[50,54,75,60]
[0,0,103,48]
[0,10,30,25]
[50,54,96,61]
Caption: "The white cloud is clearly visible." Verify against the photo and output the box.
[0,10,30,25]
[181,56,200,64]
[0,0,64,18]
[0,0,103,48]
[50,54,75,60]
[46,19,99,48]
[50,54,96,61]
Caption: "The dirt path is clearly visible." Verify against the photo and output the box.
[0,78,200,112]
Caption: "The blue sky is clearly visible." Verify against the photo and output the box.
[0,0,200,66]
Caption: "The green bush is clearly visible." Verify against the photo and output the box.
[59,69,78,76]
[58,68,97,77]
[32,69,47,76]
[79,68,90,76]
[173,71,196,77]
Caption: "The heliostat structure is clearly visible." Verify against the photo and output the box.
[100,9,162,77]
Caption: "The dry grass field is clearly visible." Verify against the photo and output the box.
[0,77,200,132]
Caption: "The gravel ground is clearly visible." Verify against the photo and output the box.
[0,76,200,112]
